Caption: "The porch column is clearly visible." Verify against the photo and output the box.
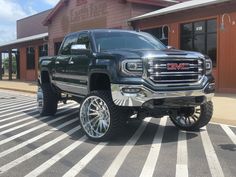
[35,46,39,79]
[0,52,2,80]
[8,49,12,80]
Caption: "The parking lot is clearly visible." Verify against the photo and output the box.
[0,89,235,177]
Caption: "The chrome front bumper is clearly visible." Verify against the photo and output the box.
[111,84,214,107]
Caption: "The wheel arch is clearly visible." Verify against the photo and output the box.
[88,72,112,93]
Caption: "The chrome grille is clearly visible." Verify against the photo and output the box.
[147,58,204,84]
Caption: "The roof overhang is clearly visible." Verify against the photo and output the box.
[126,0,178,7]
[128,0,232,22]
[0,33,48,50]
[43,0,69,26]
[43,0,179,26]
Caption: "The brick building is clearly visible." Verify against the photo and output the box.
[129,0,236,93]
[0,0,175,81]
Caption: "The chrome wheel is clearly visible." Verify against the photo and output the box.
[170,106,201,127]
[37,87,44,114]
[80,96,111,138]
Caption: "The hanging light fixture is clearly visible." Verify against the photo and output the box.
[220,13,231,31]
[28,47,31,54]
[160,24,171,40]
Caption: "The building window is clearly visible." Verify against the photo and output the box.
[143,27,168,46]
[39,44,48,57]
[26,47,35,70]
[181,19,217,67]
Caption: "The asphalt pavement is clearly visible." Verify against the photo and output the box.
[0,90,235,177]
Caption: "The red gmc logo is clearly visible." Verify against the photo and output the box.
[167,63,189,70]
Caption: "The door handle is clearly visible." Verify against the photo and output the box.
[68,58,74,65]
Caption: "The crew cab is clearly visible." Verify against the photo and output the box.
[37,29,215,141]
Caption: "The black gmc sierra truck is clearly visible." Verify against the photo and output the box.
[37,29,215,141]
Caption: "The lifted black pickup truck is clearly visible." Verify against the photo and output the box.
[37,29,215,141]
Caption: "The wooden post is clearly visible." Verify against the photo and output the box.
[8,49,12,80]
[0,52,2,80]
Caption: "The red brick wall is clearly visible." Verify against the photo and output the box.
[19,46,39,81]
[132,2,236,93]
[47,0,159,55]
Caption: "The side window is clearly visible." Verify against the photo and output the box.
[78,33,91,50]
[60,34,78,55]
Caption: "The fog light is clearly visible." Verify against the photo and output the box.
[208,83,215,90]
[122,88,141,93]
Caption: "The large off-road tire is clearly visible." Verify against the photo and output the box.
[37,83,58,116]
[79,91,125,141]
[169,101,213,131]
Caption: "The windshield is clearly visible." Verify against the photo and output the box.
[93,31,166,51]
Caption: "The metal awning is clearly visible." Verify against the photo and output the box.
[128,0,232,22]
[0,33,48,48]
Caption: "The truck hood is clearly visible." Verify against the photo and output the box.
[102,49,205,59]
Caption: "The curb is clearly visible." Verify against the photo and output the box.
[0,87,36,94]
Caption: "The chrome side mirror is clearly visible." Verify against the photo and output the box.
[167,46,175,49]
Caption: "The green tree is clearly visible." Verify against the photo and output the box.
[3,56,17,73]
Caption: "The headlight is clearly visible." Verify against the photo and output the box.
[121,60,143,76]
[205,58,212,75]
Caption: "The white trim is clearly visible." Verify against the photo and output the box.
[0,33,48,47]
[129,0,232,22]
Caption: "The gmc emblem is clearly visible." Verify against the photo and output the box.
[167,63,189,71]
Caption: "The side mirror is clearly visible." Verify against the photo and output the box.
[71,44,91,55]
[167,46,175,49]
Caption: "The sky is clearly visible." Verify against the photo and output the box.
[0,0,60,44]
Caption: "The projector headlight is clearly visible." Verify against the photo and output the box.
[121,60,143,76]
[205,58,212,75]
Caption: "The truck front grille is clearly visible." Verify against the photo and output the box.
[147,58,204,85]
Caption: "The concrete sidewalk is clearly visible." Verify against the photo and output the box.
[0,80,37,93]
[0,80,235,125]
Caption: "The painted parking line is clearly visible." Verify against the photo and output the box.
[0,106,37,119]
[176,130,188,177]
[0,103,76,129]
[0,103,36,115]
[221,124,236,144]
[103,118,151,177]
[0,125,81,174]
[62,142,107,177]
[0,99,35,108]
[139,117,167,177]
[200,126,225,177]
[0,102,75,123]
[0,108,78,146]
[0,118,79,158]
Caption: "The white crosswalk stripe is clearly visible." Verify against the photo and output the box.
[139,117,167,177]
[200,126,225,177]
[0,91,235,177]
[103,118,151,177]
[0,125,81,173]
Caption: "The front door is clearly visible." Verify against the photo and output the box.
[53,33,78,91]
[66,32,93,95]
